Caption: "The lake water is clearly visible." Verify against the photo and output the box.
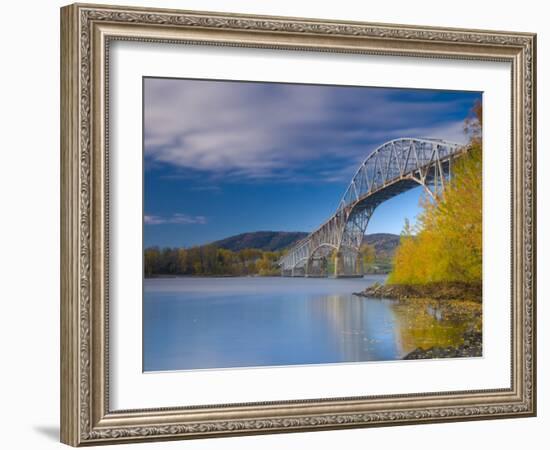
[143,275,477,371]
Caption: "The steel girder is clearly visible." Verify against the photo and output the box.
[280,138,466,276]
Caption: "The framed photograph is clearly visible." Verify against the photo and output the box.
[60,3,536,446]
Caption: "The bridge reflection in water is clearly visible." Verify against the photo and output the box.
[279,138,468,277]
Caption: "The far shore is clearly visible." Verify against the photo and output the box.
[144,272,391,279]
[144,273,288,279]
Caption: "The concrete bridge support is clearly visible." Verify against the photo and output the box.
[333,249,364,278]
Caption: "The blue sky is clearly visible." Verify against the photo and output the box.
[144,78,481,248]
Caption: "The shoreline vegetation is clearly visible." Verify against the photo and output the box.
[144,246,284,278]
[143,245,393,278]
[361,101,483,359]
[373,102,483,300]
[143,233,398,278]
[387,130,482,286]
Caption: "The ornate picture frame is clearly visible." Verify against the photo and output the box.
[60,3,536,446]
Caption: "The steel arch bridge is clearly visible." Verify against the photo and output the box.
[279,138,468,277]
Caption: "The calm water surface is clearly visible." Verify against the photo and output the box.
[143,276,476,371]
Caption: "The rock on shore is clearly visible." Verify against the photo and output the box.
[403,331,482,359]
[354,281,482,302]
[353,281,483,360]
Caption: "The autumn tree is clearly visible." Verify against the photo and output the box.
[388,102,482,285]
[360,243,376,271]
[143,245,283,277]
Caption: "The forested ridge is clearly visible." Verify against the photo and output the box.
[211,231,308,252]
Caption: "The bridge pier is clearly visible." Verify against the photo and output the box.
[331,249,365,278]
[333,252,341,278]
[306,256,330,278]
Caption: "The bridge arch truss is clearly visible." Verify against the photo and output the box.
[280,138,467,277]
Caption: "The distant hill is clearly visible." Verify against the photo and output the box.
[211,231,308,252]
[210,231,400,255]
[363,233,401,257]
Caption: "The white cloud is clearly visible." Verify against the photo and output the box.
[144,78,475,181]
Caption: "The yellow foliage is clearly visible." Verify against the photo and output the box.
[388,142,482,285]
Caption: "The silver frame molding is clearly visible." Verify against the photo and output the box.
[60,3,536,446]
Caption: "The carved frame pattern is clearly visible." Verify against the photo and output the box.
[60,3,536,446]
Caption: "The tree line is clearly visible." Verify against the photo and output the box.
[388,101,482,286]
[144,245,284,277]
[144,241,384,278]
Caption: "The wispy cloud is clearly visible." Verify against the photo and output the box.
[144,213,207,225]
[144,78,478,182]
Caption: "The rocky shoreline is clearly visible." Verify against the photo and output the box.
[403,330,482,359]
[353,281,482,302]
[354,282,483,359]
